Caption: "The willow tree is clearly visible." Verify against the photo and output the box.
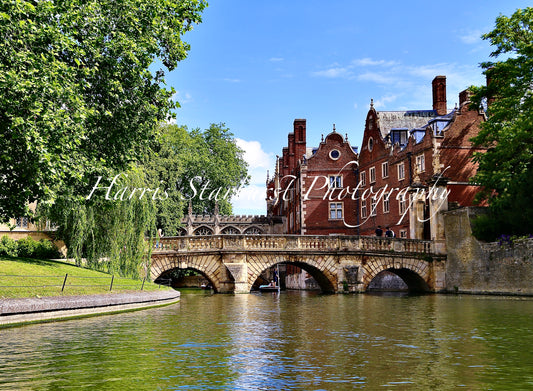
[469,7,533,239]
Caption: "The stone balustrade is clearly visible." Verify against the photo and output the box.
[153,235,435,255]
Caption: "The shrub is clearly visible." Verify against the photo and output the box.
[35,239,61,259]
[16,237,38,258]
[0,235,18,257]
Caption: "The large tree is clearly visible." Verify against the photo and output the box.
[149,123,249,236]
[0,0,207,221]
[470,7,533,239]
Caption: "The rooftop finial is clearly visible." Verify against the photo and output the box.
[321,134,324,142]
[333,123,336,132]
[370,98,374,109]
[345,133,348,142]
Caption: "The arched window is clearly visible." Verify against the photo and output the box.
[194,227,213,236]
[221,226,240,235]
[244,227,262,235]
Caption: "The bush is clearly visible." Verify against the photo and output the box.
[35,239,61,259]
[15,237,60,259]
[16,237,38,258]
[0,235,18,257]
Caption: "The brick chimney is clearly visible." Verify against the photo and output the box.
[432,75,447,116]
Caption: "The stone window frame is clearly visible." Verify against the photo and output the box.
[329,149,341,161]
[360,171,366,187]
[370,196,377,217]
[16,217,29,228]
[361,200,367,219]
[383,196,390,214]
[329,202,343,220]
[397,162,405,181]
[382,161,389,179]
[416,153,425,173]
[369,166,376,184]
[399,229,408,238]
[399,196,407,215]
[329,175,343,189]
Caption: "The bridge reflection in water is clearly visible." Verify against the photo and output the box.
[151,235,446,294]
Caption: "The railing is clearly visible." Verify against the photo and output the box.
[0,274,150,294]
[153,235,435,255]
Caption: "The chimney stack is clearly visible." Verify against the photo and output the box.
[432,76,447,116]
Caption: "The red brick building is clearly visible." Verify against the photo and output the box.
[267,120,359,235]
[357,76,486,239]
[267,76,486,241]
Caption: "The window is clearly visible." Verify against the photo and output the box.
[360,171,366,187]
[329,149,341,160]
[382,162,389,178]
[329,175,343,189]
[383,196,390,213]
[416,154,425,173]
[194,227,213,236]
[329,202,343,220]
[368,137,374,152]
[16,217,28,228]
[369,166,376,183]
[398,163,405,180]
[399,230,408,238]
[361,200,367,218]
[370,197,377,216]
[399,196,408,215]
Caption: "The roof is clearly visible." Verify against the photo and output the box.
[376,110,438,139]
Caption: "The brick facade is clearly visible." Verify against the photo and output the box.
[268,76,486,240]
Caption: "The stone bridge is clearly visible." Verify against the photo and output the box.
[151,235,446,293]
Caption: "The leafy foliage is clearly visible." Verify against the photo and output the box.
[470,7,533,240]
[149,123,249,236]
[0,235,60,259]
[0,0,206,221]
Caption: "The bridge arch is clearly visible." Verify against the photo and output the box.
[150,254,232,293]
[362,256,430,292]
[246,253,337,293]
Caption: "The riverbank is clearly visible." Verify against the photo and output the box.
[0,290,180,327]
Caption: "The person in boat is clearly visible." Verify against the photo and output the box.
[268,280,275,287]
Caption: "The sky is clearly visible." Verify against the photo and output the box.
[164,0,530,215]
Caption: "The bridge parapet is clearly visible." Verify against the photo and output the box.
[154,235,436,255]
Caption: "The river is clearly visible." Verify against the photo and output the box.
[1,291,533,390]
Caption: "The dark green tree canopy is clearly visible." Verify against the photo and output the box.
[149,123,249,236]
[470,7,533,239]
[0,0,207,221]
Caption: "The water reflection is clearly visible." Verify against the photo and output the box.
[1,292,533,390]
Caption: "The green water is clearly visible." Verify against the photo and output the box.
[1,292,533,390]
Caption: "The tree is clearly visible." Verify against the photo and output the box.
[470,7,533,239]
[0,0,207,221]
[148,123,249,236]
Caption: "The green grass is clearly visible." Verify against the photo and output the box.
[0,256,170,299]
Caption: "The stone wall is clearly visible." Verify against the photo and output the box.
[285,270,320,290]
[443,207,533,295]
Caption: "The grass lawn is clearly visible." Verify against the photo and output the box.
[0,256,170,299]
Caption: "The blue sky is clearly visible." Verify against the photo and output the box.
[165,0,529,215]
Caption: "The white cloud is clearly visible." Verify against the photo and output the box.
[357,72,398,85]
[459,30,482,45]
[172,90,192,104]
[232,138,275,215]
[353,103,358,110]
[352,58,397,67]
[269,57,284,62]
[373,94,398,108]
[236,138,272,173]
[223,78,241,83]
[311,67,352,78]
